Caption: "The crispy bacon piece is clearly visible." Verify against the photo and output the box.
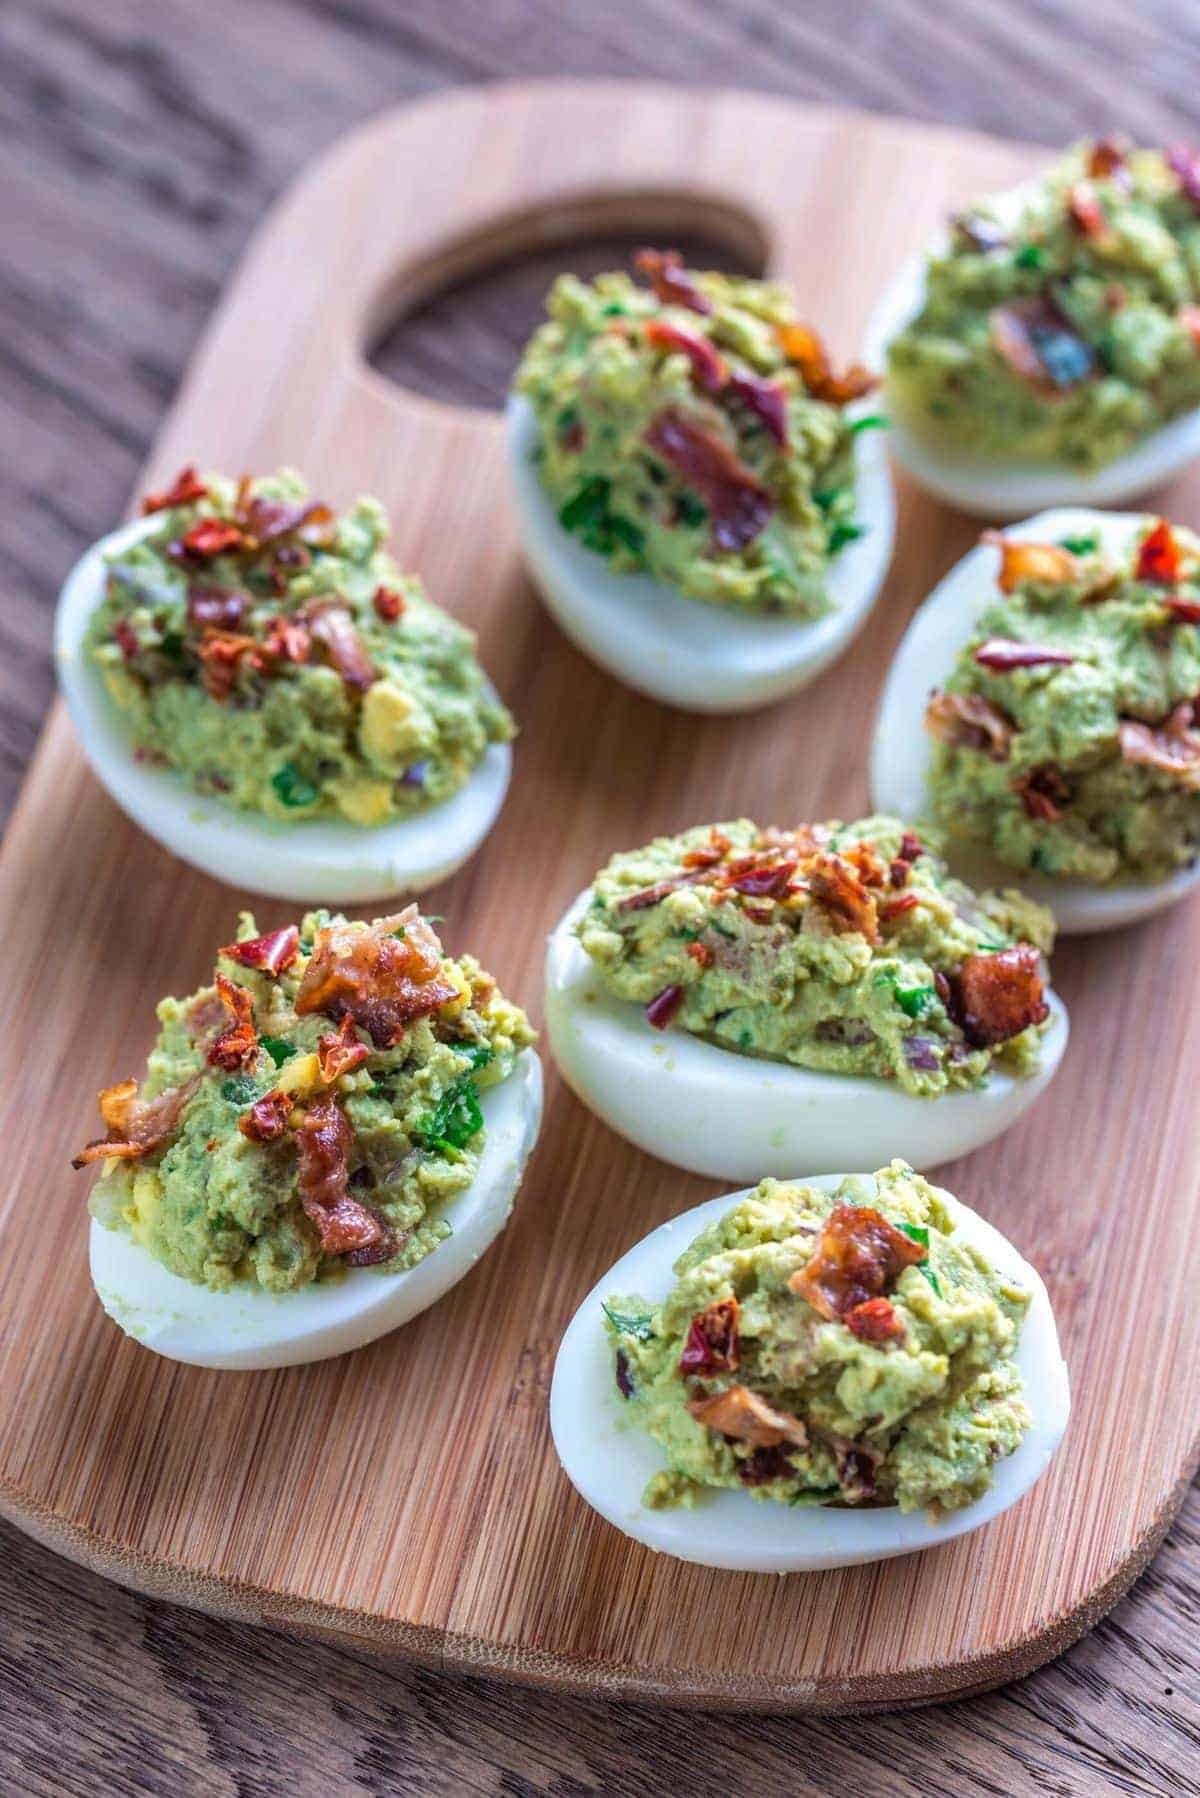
[880,892,920,923]
[294,1092,382,1256]
[686,940,714,968]
[842,840,886,889]
[344,1217,399,1267]
[295,905,458,1048]
[112,617,140,663]
[645,983,684,1030]
[317,1013,371,1083]
[679,1296,740,1376]
[373,584,405,622]
[72,1074,199,1168]
[789,1202,924,1322]
[634,247,712,315]
[238,494,334,547]
[955,945,1049,1047]
[682,831,731,869]
[889,830,924,888]
[845,1296,906,1343]
[207,972,259,1070]
[686,1383,808,1449]
[616,869,711,912]
[832,1436,882,1499]
[925,689,1014,761]
[721,854,798,898]
[308,603,376,691]
[989,298,1094,394]
[186,585,248,632]
[1135,519,1183,585]
[644,409,773,552]
[984,532,1081,593]
[1119,705,1200,787]
[260,614,311,663]
[643,317,728,392]
[142,465,209,515]
[738,1445,795,1485]
[1067,180,1109,239]
[198,630,267,701]
[805,852,879,943]
[238,1088,293,1144]
[724,373,789,446]
[973,637,1075,672]
[1165,594,1200,624]
[776,321,877,405]
[220,925,300,976]
[1015,765,1071,822]
[178,518,246,560]
[1087,137,1130,184]
[1167,144,1200,214]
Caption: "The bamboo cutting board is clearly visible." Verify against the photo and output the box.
[2,81,1197,1713]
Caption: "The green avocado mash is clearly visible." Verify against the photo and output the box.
[88,467,513,825]
[926,520,1200,882]
[80,908,535,1292]
[514,248,878,615]
[886,138,1200,469]
[606,1161,1031,1513]
[579,816,1054,1098]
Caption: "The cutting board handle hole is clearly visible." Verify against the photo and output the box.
[365,189,769,412]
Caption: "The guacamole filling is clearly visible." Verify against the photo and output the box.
[606,1161,1031,1514]
[87,466,514,825]
[75,908,535,1293]
[578,816,1054,1098]
[514,247,880,616]
[887,137,1200,469]
[926,520,1200,883]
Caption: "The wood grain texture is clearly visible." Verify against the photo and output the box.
[2,0,1198,1788]
[2,79,1199,1728]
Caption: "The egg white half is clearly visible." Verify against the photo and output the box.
[550,1173,1070,1573]
[55,518,513,904]
[864,250,1200,519]
[870,506,1200,933]
[545,892,1067,1181]
[505,394,894,713]
[88,1050,542,1370]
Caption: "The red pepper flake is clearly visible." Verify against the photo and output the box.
[633,247,713,315]
[372,585,405,623]
[317,1013,371,1083]
[845,1296,906,1343]
[724,372,789,447]
[880,892,920,923]
[239,1089,293,1144]
[644,408,773,552]
[776,321,877,405]
[177,518,246,560]
[112,617,140,663]
[686,940,714,967]
[220,924,300,976]
[1135,519,1183,585]
[973,637,1075,671]
[206,972,259,1071]
[643,317,728,393]
[679,1296,740,1376]
[645,983,684,1030]
[141,466,208,515]
[1167,144,1200,214]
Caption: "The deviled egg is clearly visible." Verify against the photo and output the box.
[551,1161,1069,1572]
[545,816,1067,1179]
[56,466,513,902]
[75,905,541,1368]
[872,508,1200,932]
[507,249,894,711]
[867,138,1200,516]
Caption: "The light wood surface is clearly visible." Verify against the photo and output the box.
[1,78,1197,1719]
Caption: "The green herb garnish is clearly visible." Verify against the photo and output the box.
[160,630,185,661]
[456,1042,494,1072]
[893,982,936,1020]
[901,1222,942,1296]
[1059,533,1099,555]
[260,1037,295,1068]
[1014,243,1045,270]
[848,413,888,435]
[413,1072,484,1161]
[271,764,320,808]
[828,519,865,554]
[601,1302,654,1342]
[675,493,707,528]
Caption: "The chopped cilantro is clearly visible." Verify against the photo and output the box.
[220,1074,258,1105]
[875,973,935,1019]
[676,492,707,528]
[901,1222,942,1296]
[413,1072,483,1161]
[1014,243,1045,270]
[1059,533,1099,555]
[160,630,185,661]
[456,1042,494,1072]
[559,476,612,536]
[828,519,865,554]
[848,413,888,435]
[260,1037,295,1068]
[271,764,320,808]
[601,1302,654,1342]
[609,513,645,557]
[813,487,842,513]
[738,1028,754,1048]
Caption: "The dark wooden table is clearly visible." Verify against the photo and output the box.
[2,3,1197,1791]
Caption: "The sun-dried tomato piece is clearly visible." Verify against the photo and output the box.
[686,1383,808,1448]
[177,519,246,560]
[1067,180,1109,239]
[954,945,1049,1047]
[238,1088,293,1143]
[845,1296,906,1343]
[1135,519,1183,585]
[644,408,773,551]
[1015,765,1071,822]
[984,532,1081,594]
[308,602,376,691]
[205,972,259,1071]
[294,1092,382,1256]
[776,321,877,405]
[724,372,789,446]
[925,689,1014,760]
[990,299,1094,394]
[645,983,684,1030]
[317,1013,370,1083]
[643,317,728,392]
[373,585,405,623]
[220,925,300,976]
[805,852,879,943]
[790,1202,925,1321]
[295,906,458,1048]
[142,465,209,515]
[679,1297,740,1376]
[71,1073,200,1168]
[1167,144,1200,214]
[633,247,713,315]
[1119,705,1200,787]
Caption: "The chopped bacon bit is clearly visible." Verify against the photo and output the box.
[1119,704,1200,787]
[112,617,140,663]
[845,1296,906,1343]
[141,465,208,515]
[989,298,1094,394]
[238,1088,293,1144]
[973,637,1075,672]
[71,1074,200,1169]
[686,940,714,968]
[633,247,712,315]
[1067,180,1109,240]
[344,1218,399,1267]
[686,1383,808,1449]
[260,614,311,663]
[239,495,334,547]
[220,925,300,976]
[294,1092,382,1257]
[679,1297,740,1376]
[722,854,798,898]
[898,830,923,864]
[724,372,789,447]
[1180,305,1200,351]
[1167,144,1200,214]
[643,317,728,392]
[644,408,773,552]
[925,689,1014,761]
[805,852,879,943]
[841,840,886,889]
[295,905,458,1048]
[645,983,685,1030]
[616,870,710,912]
[198,630,267,701]
[1135,519,1183,585]
[833,1438,881,1499]
[186,585,248,632]
[738,1445,795,1486]
[308,603,376,691]
[955,945,1049,1047]
[178,518,246,560]
[1165,594,1200,624]
[1015,765,1071,822]
[206,972,259,1070]
[776,321,877,405]
[789,1202,925,1322]
[1087,137,1130,185]
[889,860,909,889]
[373,585,405,622]
[880,892,920,923]
[984,532,1081,593]
[317,1013,370,1083]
